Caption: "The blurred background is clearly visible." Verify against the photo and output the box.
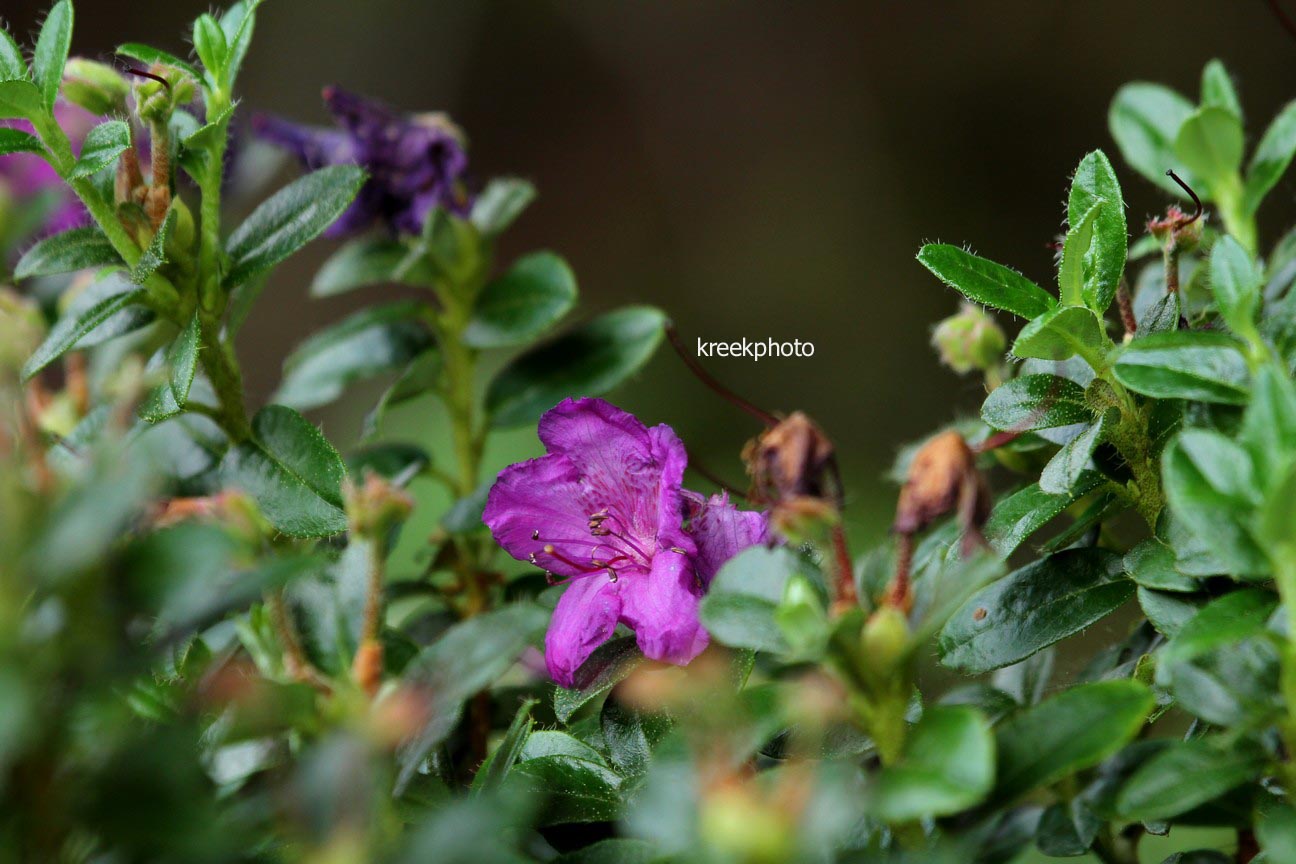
[9,0,1296,545]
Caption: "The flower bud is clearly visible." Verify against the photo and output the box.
[699,784,795,864]
[893,430,988,536]
[1147,206,1202,252]
[133,64,196,124]
[931,303,1005,375]
[345,471,415,537]
[861,606,910,677]
[62,58,130,115]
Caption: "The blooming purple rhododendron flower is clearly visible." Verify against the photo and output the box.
[1,104,97,234]
[484,397,768,687]
[252,86,471,236]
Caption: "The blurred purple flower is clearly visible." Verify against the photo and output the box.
[483,398,768,687]
[1,103,97,234]
[252,86,470,236]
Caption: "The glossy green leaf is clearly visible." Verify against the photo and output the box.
[1012,306,1108,364]
[0,128,43,156]
[1240,365,1296,489]
[980,374,1089,432]
[1138,587,1206,638]
[984,472,1105,557]
[1244,101,1296,215]
[1162,431,1268,577]
[1039,413,1111,495]
[1036,799,1100,857]
[1175,106,1244,186]
[465,252,578,348]
[916,244,1055,320]
[0,80,47,120]
[1159,589,1277,670]
[871,705,995,822]
[22,276,149,380]
[220,405,348,537]
[1068,151,1127,312]
[131,208,176,284]
[139,313,201,423]
[1123,538,1198,592]
[192,14,227,79]
[1164,634,1280,727]
[519,730,606,766]
[470,698,536,794]
[552,839,659,864]
[700,547,808,654]
[510,755,623,825]
[471,177,537,235]
[225,164,367,288]
[553,636,644,723]
[486,306,666,428]
[1113,331,1249,404]
[1116,737,1264,821]
[1209,235,1261,338]
[310,237,434,297]
[275,302,434,411]
[1108,82,1196,196]
[992,680,1152,804]
[69,120,131,180]
[1058,201,1100,306]
[0,29,25,80]
[397,603,549,793]
[15,227,121,279]
[1200,60,1242,118]
[114,43,203,84]
[939,549,1130,674]
[32,1,72,110]
[1136,291,1180,336]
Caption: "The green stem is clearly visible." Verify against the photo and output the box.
[197,91,232,314]
[198,317,251,441]
[1273,552,1296,796]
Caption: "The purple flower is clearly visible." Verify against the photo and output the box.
[252,86,470,236]
[483,398,768,687]
[1,103,97,235]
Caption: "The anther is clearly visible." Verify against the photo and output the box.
[531,529,540,540]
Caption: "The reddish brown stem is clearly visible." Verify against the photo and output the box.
[1116,277,1137,336]
[664,321,779,427]
[830,522,857,613]
[885,532,915,612]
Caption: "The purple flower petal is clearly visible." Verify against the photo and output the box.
[544,575,623,688]
[686,491,769,585]
[619,549,708,665]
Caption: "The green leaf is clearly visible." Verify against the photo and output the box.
[1036,799,1100,857]
[224,164,367,288]
[69,120,131,180]
[32,0,72,110]
[0,128,43,156]
[471,177,536,235]
[275,302,434,411]
[1067,151,1128,312]
[1175,106,1244,187]
[310,237,434,297]
[1164,634,1280,728]
[486,306,665,428]
[700,547,810,654]
[1116,737,1264,821]
[470,698,537,794]
[519,730,607,765]
[1158,589,1277,670]
[218,0,259,88]
[1012,306,1108,364]
[0,29,26,81]
[192,13,228,80]
[916,244,1055,320]
[364,349,441,437]
[980,374,1089,432]
[1123,538,1198,592]
[1209,235,1261,338]
[114,43,202,84]
[553,839,659,864]
[871,705,995,822]
[397,603,549,794]
[510,755,623,825]
[1244,101,1296,215]
[1200,60,1242,119]
[131,207,176,284]
[984,473,1105,557]
[1039,412,1111,495]
[1162,431,1268,577]
[139,313,201,423]
[992,680,1153,804]
[601,700,671,778]
[465,252,578,348]
[1138,587,1206,638]
[22,276,148,380]
[939,549,1131,674]
[1058,201,1100,306]
[15,226,121,279]
[1240,365,1296,488]
[220,405,348,538]
[1109,82,1197,195]
[1136,291,1180,336]
[553,636,644,724]
[181,102,235,152]
[1258,803,1296,864]
[0,80,47,120]
[345,443,430,486]
[1113,331,1249,404]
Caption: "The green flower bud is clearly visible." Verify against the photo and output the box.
[861,606,911,679]
[699,786,794,864]
[774,575,827,656]
[133,65,196,124]
[931,303,1005,375]
[345,471,415,537]
[62,58,130,115]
